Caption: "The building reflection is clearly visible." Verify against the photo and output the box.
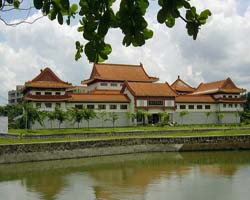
[1,151,250,200]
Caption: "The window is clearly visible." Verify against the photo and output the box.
[205,105,211,110]
[223,104,227,108]
[75,105,83,109]
[87,105,95,109]
[36,92,41,95]
[98,104,106,110]
[197,105,202,110]
[111,83,117,87]
[100,82,108,86]
[55,92,61,95]
[229,95,232,98]
[234,104,238,108]
[36,103,41,108]
[56,103,61,108]
[223,95,226,98]
[180,105,186,109]
[110,105,117,110]
[45,103,52,108]
[188,105,194,109]
[45,92,52,95]
[229,104,233,108]
[120,105,128,110]
[148,100,164,106]
[240,104,243,107]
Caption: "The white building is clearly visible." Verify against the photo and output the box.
[22,64,246,128]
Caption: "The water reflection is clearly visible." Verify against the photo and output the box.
[0,151,250,200]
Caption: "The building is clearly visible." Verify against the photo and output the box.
[172,77,246,124]
[22,64,246,129]
[8,85,24,105]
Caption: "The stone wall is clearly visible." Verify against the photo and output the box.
[0,117,8,133]
[1,135,250,164]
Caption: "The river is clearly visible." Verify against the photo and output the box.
[0,151,250,200]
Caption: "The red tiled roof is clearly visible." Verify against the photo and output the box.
[122,82,177,97]
[216,97,246,103]
[70,93,130,102]
[89,90,121,94]
[171,76,195,93]
[25,67,72,88]
[24,94,71,101]
[176,95,215,103]
[82,63,159,84]
[192,78,245,95]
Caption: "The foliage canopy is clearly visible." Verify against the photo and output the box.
[0,0,211,62]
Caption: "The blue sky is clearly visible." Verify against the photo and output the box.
[0,0,250,105]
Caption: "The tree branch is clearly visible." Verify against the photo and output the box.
[0,15,45,27]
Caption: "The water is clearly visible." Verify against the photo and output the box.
[1,151,250,200]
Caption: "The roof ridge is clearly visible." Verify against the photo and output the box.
[95,63,141,67]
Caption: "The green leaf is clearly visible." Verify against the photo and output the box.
[13,0,20,8]
[165,17,175,28]
[157,8,168,24]
[57,12,63,25]
[143,29,153,39]
[102,44,112,55]
[70,4,78,13]
[0,0,2,8]
[33,0,43,9]
[182,0,190,9]
[198,9,212,20]
[60,0,70,10]
[85,42,97,62]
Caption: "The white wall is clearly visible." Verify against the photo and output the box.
[0,117,8,133]
[176,103,217,112]
[87,82,123,91]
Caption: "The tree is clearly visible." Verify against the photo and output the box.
[54,107,68,128]
[68,108,85,128]
[204,111,212,124]
[179,110,189,125]
[126,112,136,126]
[1,0,211,63]
[46,110,56,128]
[98,110,107,128]
[217,112,225,124]
[82,108,96,128]
[158,112,169,126]
[106,112,119,128]
[18,102,45,129]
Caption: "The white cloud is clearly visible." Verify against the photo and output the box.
[0,0,250,105]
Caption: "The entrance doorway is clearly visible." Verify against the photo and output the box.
[149,114,160,124]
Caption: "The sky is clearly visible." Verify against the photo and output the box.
[0,0,250,105]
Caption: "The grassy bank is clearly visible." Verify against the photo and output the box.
[8,124,250,135]
[1,129,250,145]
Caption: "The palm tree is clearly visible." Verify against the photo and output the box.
[107,112,119,128]
[68,108,85,128]
[98,111,107,128]
[179,111,189,125]
[46,110,56,129]
[18,102,45,129]
[204,112,212,124]
[54,107,68,129]
[82,109,96,129]
[217,112,225,124]
[126,112,136,126]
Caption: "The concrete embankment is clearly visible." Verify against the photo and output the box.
[1,135,250,164]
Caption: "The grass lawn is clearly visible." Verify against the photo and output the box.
[8,124,250,135]
[1,129,250,145]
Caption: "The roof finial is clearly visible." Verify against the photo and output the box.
[178,75,180,79]
[40,69,43,72]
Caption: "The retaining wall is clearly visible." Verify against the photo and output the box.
[1,135,250,164]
